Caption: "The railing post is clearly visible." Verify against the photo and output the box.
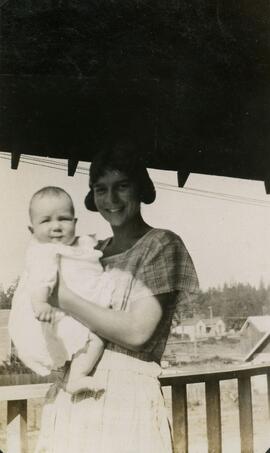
[205,379,222,453]
[238,376,253,453]
[171,383,188,453]
[267,374,270,419]
[7,399,28,453]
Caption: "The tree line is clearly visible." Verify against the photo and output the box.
[1,279,270,331]
[174,281,270,331]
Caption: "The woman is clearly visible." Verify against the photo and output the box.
[35,142,199,453]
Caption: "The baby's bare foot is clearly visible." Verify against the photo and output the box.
[65,377,105,395]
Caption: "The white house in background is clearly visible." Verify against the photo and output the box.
[203,317,226,337]
[0,309,11,363]
[240,315,270,363]
[172,316,226,341]
[172,318,206,341]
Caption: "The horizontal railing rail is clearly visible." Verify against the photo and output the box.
[160,363,270,453]
[0,363,270,453]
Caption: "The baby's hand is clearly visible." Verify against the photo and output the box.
[33,301,55,322]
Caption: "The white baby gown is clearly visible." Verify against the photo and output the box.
[8,235,114,376]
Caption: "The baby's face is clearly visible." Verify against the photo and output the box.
[29,195,77,245]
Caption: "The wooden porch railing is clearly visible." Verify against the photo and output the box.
[0,363,270,453]
[161,363,270,453]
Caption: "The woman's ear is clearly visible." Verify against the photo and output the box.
[28,225,34,235]
[84,189,98,211]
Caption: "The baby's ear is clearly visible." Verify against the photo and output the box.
[28,225,34,235]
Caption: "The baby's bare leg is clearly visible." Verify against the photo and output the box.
[65,335,105,394]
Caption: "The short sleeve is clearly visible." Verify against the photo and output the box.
[133,231,199,301]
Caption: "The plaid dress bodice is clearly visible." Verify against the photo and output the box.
[97,228,199,363]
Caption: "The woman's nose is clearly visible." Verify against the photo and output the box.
[106,189,119,205]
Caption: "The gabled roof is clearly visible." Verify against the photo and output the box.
[180,318,203,327]
[241,316,270,334]
[178,317,223,327]
[203,317,223,327]
[241,316,270,361]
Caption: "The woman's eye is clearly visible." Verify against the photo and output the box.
[119,183,129,190]
[94,188,106,195]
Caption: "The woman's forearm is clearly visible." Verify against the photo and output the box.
[57,280,164,350]
[64,290,141,349]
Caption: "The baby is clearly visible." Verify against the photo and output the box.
[9,186,114,394]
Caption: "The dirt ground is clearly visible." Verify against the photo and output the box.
[163,335,244,365]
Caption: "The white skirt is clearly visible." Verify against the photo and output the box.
[34,350,173,453]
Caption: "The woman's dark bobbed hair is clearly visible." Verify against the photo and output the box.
[85,140,156,212]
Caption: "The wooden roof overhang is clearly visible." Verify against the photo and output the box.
[0,1,270,190]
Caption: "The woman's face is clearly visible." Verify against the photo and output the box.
[92,170,141,227]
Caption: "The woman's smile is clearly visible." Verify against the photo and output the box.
[106,208,123,213]
[93,170,140,227]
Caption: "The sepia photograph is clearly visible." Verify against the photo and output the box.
[0,1,270,453]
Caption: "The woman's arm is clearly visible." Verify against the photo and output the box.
[53,274,174,350]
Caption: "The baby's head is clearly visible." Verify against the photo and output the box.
[28,186,77,245]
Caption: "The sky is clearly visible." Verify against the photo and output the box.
[0,152,270,291]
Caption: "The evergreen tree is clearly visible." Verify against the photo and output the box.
[178,282,268,330]
[0,279,19,309]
